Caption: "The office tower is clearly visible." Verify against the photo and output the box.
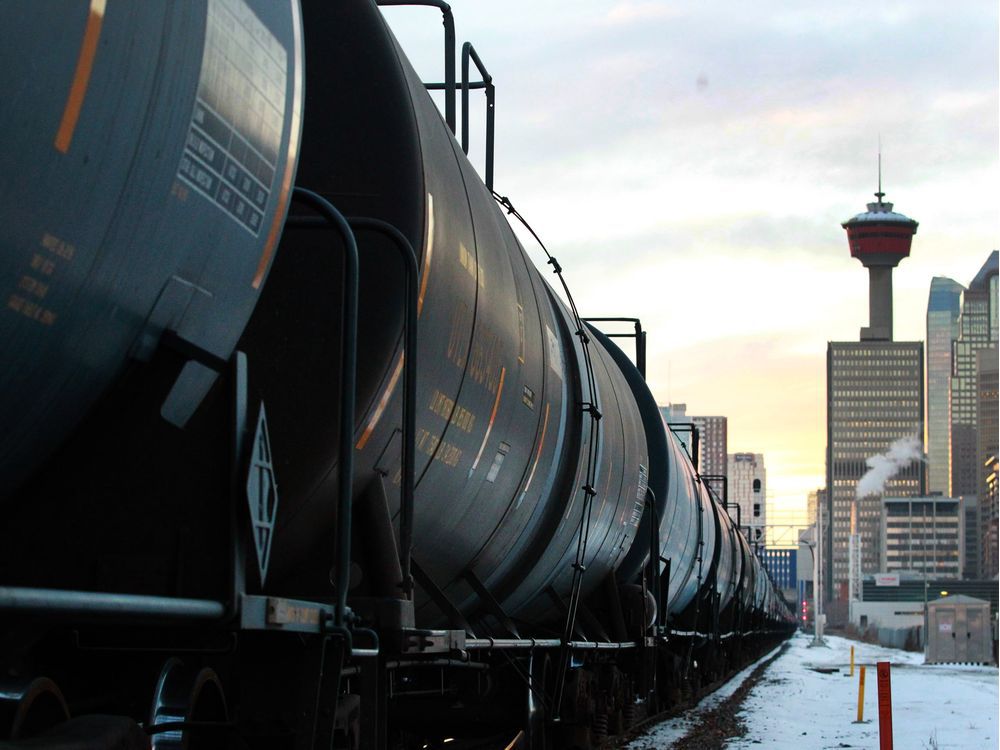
[729,453,766,544]
[881,496,963,579]
[657,404,727,484]
[926,277,965,494]
[978,350,999,576]
[807,489,820,526]
[983,455,999,578]
[827,343,923,595]
[961,495,979,579]
[692,415,728,481]
[950,252,998,497]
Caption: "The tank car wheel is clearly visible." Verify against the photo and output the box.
[148,658,228,749]
[0,676,70,740]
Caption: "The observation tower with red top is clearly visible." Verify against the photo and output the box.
[841,162,918,341]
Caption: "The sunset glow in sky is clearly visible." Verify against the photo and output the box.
[382,1,999,519]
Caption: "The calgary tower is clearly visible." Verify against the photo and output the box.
[841,161,919,341]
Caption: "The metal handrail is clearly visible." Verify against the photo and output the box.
[461,42,495,190]
[293,214,420,597]
[377,0,457,133]
[286,188,359,629]
[582,317,646,377]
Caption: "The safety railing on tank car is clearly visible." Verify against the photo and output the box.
[287,210,420,600]
[376,1,457,133]
[460,42,495,191]
[281,188,360,633]
[582,317,647,378]
[376,2,498,192]
[0,189,392,661]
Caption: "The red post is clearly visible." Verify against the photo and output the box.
[876,661,893,750]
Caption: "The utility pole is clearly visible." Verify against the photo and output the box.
[812,493,826,646]
[922,498,937,654]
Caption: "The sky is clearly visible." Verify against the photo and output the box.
[380,1,999,519]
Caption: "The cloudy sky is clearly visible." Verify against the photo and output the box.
[381,1,998,518]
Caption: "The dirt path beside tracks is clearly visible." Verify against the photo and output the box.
[667,642,790,750]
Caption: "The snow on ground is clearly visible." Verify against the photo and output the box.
[625,643,784,749]
[629,632,998,749]
[730,633,998,749]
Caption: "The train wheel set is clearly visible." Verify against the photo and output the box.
[0,1,794,748]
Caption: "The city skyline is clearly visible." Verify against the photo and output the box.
[382,1,998,515]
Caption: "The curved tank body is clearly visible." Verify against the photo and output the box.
[657,429,708,615]
[0,0,303,498]
[711,496,735,610]
[753,556,768,609]
[737,532,756,610]
[242,0,651,625]
[716,506,741,611]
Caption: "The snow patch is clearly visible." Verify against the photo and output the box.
[629,633,998,749]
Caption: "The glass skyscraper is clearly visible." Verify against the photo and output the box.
[926,277,964,495]
[951,252,998,498]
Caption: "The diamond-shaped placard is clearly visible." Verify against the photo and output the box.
[246,404,278,585]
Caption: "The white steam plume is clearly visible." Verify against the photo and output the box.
[855,436,924,499]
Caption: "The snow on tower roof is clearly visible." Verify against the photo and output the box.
[842,194,918,229]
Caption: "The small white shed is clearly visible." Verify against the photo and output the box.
[926,595,994,665]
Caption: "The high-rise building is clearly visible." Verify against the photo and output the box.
[827,342,924,594]
[807,489,821,525]
[657,404,727,484]
[825,183,924,600]
[806,488,830,599]
[692,415,728,481]
[983,455,999,578]
[881,496,963,579]
[950,252,998,497]
[659,403,693,458]
[926,277,965,494]
[809,488,828,531]
[962,495,980,580]
[659,403,688,424]
[729,453,766,544]
[978,350,998,577]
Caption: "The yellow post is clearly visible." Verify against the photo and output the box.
[850,645,855,677]
[856,665,867,723]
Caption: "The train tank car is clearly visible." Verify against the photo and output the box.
[0,1,795,749]
[0,0,303,498]
[245,0,656,629]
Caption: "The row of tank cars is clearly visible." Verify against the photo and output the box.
[0,1,793,748]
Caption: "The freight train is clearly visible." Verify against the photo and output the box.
[0,1,794,748]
